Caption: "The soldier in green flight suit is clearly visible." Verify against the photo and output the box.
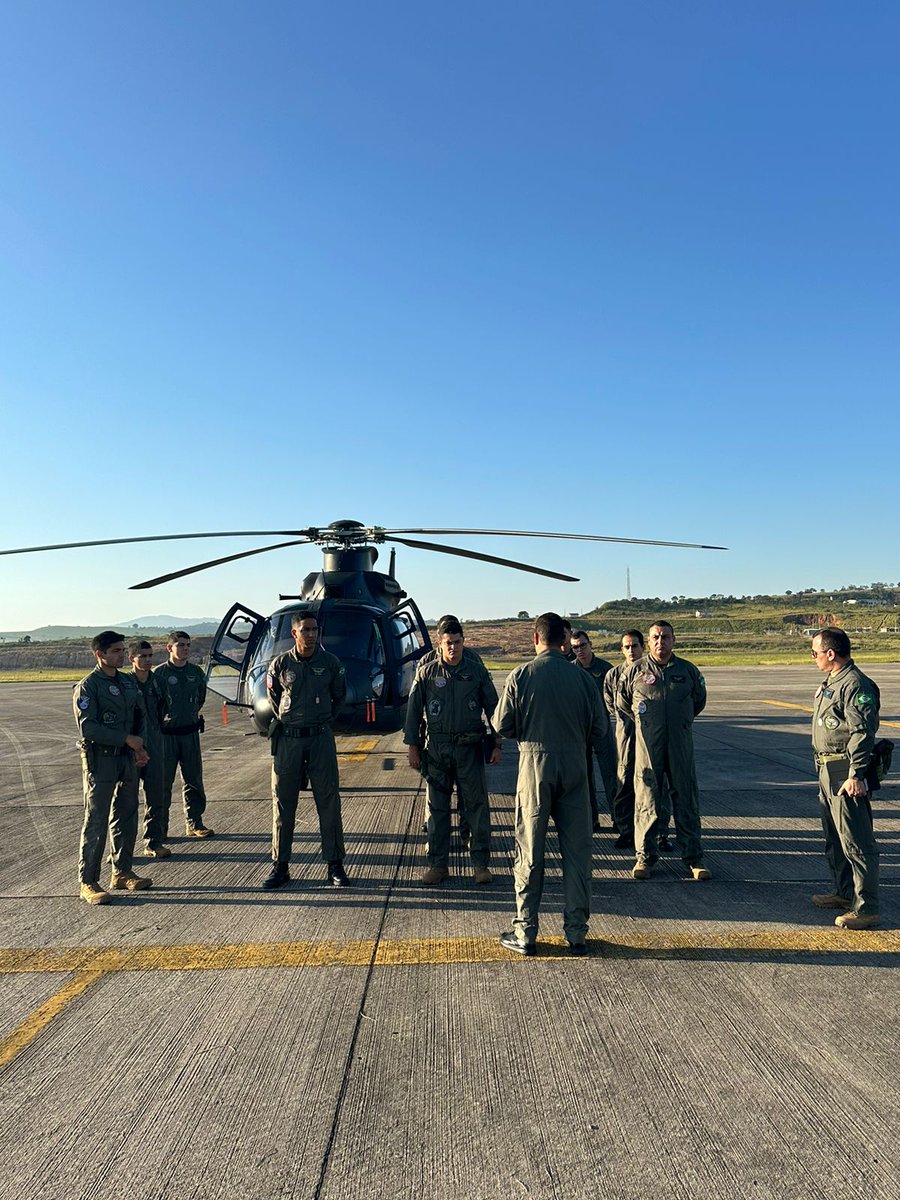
[263,611,350,889]
[494,612,606,956]
[617,621,710,881]
[810,627,881,930]
[74,631,153,904]
[154,630,213,838]
[571,630,617,832]
[128,640,171,858]
[405,616,500,885]
[602,629,645,850]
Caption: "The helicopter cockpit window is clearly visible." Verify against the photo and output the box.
[319,610,385,665]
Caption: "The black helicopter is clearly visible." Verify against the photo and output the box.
[1,520,726,735]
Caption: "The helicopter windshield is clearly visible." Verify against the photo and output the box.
[319,609,385,665]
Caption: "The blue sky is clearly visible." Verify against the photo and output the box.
[1,2,897,630]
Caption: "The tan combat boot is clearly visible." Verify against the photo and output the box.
[691,866,712,881]
[473,867,493,885]
[80,882,111,905]
[422,866,450,885]
[834,911,880,930]
[110,870,153,892]
[812,893,853,909]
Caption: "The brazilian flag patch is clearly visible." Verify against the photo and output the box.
[856,692,874,708]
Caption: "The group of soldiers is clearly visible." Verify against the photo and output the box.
[73,613,884,949]
[74,630,214,903]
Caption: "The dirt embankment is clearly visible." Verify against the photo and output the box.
[0,637,214,671]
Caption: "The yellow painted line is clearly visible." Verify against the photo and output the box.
[336,736,380,763]
[761,699,900,730]
[0,967,106,1068]
[2,928,899,978]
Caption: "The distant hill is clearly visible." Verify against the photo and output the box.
[114,615,219,629]
[0,617,219,643]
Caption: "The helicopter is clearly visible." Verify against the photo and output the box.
[1,520,726,735]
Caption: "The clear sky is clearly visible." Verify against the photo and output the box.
[1,2,898,631]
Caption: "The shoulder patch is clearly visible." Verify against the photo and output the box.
[856,692,875,708]
[77,697,90,711]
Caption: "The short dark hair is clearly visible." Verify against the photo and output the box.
[622,629,644,647]
[572,630,591,644]
[129,640,153,657]
[534,612,566,646]
[167,630,191,644]
[648,620,674,634]
[291,611,318,629]
[92,630,125,654]
[817,627,851,657]
[561,618,572,632]
[437,616,463,637]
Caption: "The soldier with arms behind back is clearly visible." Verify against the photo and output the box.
[571,630,617,833]
[264,612,351,889]
[128,640,171,859]
[74,631,153,903]
[154,631,214,838]
[810,627,881,930]
[617,620,710,881]
[405,616,500,885]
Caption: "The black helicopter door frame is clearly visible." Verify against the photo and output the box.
[205,602,267,707]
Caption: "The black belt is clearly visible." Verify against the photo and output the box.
[282,724,328,738]
[83,744,130,757]
[161,721,202,736]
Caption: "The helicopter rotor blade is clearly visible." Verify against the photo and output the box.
[384,536,579,582]
[0,531,319,557]
[129,539,314,590]
[384,528,728,551]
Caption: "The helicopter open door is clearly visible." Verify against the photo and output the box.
[205,603,268,706]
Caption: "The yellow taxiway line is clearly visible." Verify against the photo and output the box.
[2,929,897,1069]
[335,736,381,763]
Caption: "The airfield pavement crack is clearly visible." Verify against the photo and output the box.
[311,774,424,1200]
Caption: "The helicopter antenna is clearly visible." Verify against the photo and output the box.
[388,548,396,579]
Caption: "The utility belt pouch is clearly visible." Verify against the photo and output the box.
[866,739,894,792]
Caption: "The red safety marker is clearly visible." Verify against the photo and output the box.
[222,702,228,726]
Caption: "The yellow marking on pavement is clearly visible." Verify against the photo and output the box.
[336,736,380,763]
[3,930,898,1070]
[761,699,900,729]
[0,968,106,1068]
[2,928,899,979]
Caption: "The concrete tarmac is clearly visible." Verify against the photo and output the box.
[0,665,898,1200]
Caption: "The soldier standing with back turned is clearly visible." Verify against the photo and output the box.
[74,631,153,904]
[494,612,605,956]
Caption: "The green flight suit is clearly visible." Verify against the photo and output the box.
[604,663,636,838]
[73,667,145,884]
[404,648,498,869]
[131,670,166,848]
[153,660,208,832]
[812,660,880,916]
[577,654,617,827]
[493,649,605,944]
[266,645,347,865]
[617,653,707,868]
